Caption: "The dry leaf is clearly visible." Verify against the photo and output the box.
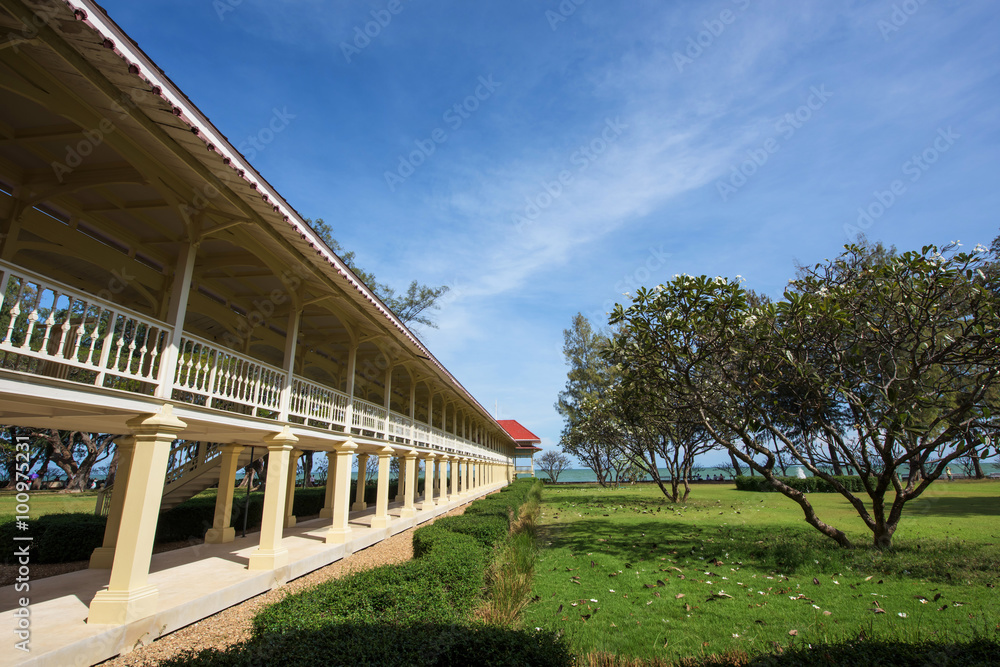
[676,593,686,599]
[788,630,798,636]
[823,611,832,616]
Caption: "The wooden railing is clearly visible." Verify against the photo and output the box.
[352,397,388,436]
[0,260,168,392]
[172,335,283,417]
[0,261,508,463]
[290,376,349,429]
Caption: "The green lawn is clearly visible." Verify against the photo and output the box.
[0,489,101,523]
[523,481,1000,663]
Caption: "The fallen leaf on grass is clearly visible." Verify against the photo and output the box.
[788,630,798,636]
[675,593,685,599]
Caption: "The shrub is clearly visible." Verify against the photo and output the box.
[430,514,509,549]
[1,513,108,564]
[735,475,866,493]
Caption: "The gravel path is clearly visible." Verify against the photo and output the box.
[98,503,475,666]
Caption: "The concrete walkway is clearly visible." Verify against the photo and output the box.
[0,484,504,667]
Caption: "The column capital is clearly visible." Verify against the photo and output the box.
[263,426,298,449]
[376,445,396,456]
[333,439,358,453]
[126,404,186,435]
[403,448,419,460]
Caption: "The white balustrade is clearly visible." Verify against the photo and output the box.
[352,397,387,435]
[290,377,349,428]
[173,334,282,416]
[0,261,169,392]
[412,422,431,447]
[388,412,412,442]
[0,264,510,461]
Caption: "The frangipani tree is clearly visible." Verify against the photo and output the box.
[607,243,1000,549]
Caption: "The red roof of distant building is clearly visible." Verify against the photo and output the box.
[498,419,541,449]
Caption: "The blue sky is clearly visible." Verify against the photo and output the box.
[99,0,1000,464]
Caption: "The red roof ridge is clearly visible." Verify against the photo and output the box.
[497,419,541,443]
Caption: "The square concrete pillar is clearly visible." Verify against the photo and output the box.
[90,435,135,569]
[248,428,297,571]
[320,451,337,519]
[326,440,357,543]
[400,450,417,518]
[449,457,458,499]
[88,406,186,625]
[205,444,246,544]
[370,446,394,530]
[284,449,302,528]
[437,456,449,505]
[394,455,405,502]
[421,454,437,511]
[353,453,369,511]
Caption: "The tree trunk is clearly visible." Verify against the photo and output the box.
[966,434,985,479]
[302,451,314,487]
[828,442,843,476]
[872,523,895,549]
[769,474,854,548]
[728,451,743,477]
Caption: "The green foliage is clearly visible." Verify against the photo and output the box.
[429,514,510,549]
[606,242,1000,548]
[160,478,568,666]
[306,218,449,328]
[0,512,107,564]
[734,475,867,493]
[156,487,326,543]
[158,623,571,667]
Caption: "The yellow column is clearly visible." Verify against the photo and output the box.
[437,455,449,505]
[394,454,405,502]
[421,454,437,511]
[88,406,186,625]
[326,440,357,543]
[353,453,369,511]
[89,435,135,569]
[462,458,470,497]
[370,446,394,530]
[449,456,458,499]
[320,451,336,519]
[205,444,245,543]
[248,427,297,571]
[284,449,303,528]
[400,449,417,518]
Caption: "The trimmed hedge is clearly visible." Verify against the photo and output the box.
[161,477,569,666]
[735,475,867,493]
[0,513,108,564]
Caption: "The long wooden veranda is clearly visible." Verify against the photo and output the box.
[0,0,519,664]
